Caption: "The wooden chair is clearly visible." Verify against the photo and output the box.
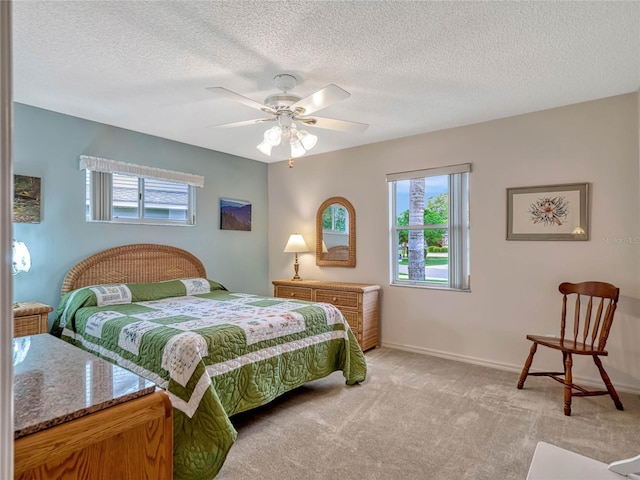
[517,281,623,416]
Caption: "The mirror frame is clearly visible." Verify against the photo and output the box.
[316,196,356,267]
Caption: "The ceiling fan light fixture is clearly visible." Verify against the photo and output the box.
[207,74,368,160]
[256,140,273,156]
[297,130,317,150]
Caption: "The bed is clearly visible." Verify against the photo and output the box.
[51,243,366,480]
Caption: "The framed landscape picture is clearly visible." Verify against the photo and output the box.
[220,198,251,231]
[507,183,588,241]
[13,174,41,224]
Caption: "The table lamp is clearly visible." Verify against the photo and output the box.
[283,234,309,280]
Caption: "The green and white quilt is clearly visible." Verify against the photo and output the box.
[51,278,367,480]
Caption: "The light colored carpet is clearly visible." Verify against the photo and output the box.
[216,347,640,479]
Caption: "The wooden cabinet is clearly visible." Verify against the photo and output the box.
[13,302,53,337]
[272,279,380,351]
[14,390,173,480]
[13,334,173,480]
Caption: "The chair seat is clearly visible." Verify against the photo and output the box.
[526,335,608,356]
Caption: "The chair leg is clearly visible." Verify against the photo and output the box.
[593,356,624,411]
[564,353,573,416]
[517,342,537,389]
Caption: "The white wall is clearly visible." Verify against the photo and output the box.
[268,93,640,393]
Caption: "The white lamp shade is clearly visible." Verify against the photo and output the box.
[284,234,309,253]
[290,140,306,158]
[298,130,318,150]
[256,140,273,156]
[264,126,282,146]
[12,240,31,275]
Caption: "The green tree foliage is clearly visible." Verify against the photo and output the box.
[322,205,347,232]
[397,192,448,248]
[427,193,448,220]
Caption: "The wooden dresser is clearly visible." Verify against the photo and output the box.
[13,334,172,480]
[272,279,381,351]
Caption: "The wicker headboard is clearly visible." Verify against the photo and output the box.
[61,243,207,295]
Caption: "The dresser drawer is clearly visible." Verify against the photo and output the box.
[15,315,42,337]
[315,289,359,309]
[275,285,313,301]
[339,309,361,332]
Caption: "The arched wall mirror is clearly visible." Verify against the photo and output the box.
[316,196,356,267]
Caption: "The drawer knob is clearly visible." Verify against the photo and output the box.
[332,297,337,302]
[290,293,295,297]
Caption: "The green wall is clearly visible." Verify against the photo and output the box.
[12,103,269,313]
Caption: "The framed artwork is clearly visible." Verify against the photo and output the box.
[220,198,251,231]
[13,174,41,224]
[506,183,588,241]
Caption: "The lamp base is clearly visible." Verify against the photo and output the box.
[292,254,301,281]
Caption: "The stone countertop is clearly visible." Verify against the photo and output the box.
[13,334,156,439]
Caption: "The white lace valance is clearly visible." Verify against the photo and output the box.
[79,155,204,188]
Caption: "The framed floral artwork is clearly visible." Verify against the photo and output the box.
[506,183,589,241]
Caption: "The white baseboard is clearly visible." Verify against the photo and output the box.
[380,341,640,396]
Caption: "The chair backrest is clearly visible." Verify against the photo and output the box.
[558,281,620,351]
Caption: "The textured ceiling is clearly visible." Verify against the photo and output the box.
[12,1,640,163]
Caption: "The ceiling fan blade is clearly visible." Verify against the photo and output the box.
[297,116,368,134]
[289,84,351,115]
[206,118,276,128]
[205,87,276,115]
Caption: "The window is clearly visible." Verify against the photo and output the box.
[387,163,470,290]
[81,155,203,226]
[322,204,348,233]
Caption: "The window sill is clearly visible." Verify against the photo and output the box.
[86,219,195,227]
[389,281,471,293]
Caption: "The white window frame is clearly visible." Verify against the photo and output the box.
[80,155,203,226]
[387,163,470,291]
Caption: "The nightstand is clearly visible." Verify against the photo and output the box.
[13,302,53,337]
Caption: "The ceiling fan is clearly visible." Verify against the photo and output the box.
[205,74,368,158]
